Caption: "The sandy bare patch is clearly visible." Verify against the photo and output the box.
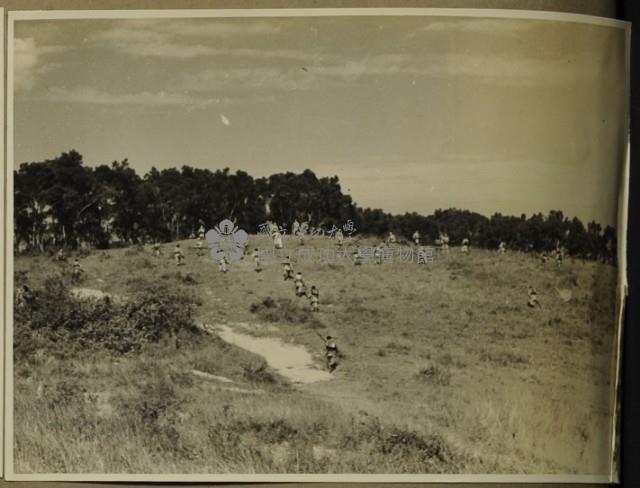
[201,323,333,384]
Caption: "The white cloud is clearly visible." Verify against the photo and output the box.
[171,46,598,95]
[421,18,534,35]
[175,66,299,92]
[90,20,284,59]
[109,19,281,38]
[422,50,602,86]
[40,85,276,108]
[14,37,63,90]
[45,86,194,105]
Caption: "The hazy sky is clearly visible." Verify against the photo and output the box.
[13,14,628,226]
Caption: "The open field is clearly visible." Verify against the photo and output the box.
[12,235,617,474]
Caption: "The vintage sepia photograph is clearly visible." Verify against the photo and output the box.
[4,8,630,481]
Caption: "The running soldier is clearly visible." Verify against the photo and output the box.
[461,238,470,254]
[219,256,229,274]
[555,244,564,267]
[195,239,205,257]
[252,248,262,272]
[417,246,430,264]
[309,285,320,312]
[353,248,363,266]
[71,258,83,281]
[441,233,450,254]
[282,256,294,280]
[299,221,310,246]
[324,336,339,373]
[16,284,33,308]
[273,230,284,250]
[174,244,185,266]
[374,243,383,265]
[294,271,306,297]
[527,286,541,308]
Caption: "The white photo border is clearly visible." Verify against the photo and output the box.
[3,7,631,483]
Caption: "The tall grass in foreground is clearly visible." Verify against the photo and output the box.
[14,345,462,474]
[13,243,617,474]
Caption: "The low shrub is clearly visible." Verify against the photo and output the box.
[242,361,278,385]
[416,362,451,386]
[250,296,321,327]
[14,276,200,362]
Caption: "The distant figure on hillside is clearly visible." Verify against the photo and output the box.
[374,243,383,265]
[219,256,229,274]
[242,240,250,259]
[417,246,429,264]
[387,232,397,245]
[252,248,262,272]
[173,244,185,266]
[324,335,339,373]
[294,272,306,297]
[440,233,450,254]
[412,230,420,246]
[498,241,507,254]
[282,257,294,280]
[527,286,541,308]
[353,248,363,266]
[198,224,206,240]
[461,238,470,254]
[292,219,300,236]
[195,239,205,257]
[309,285,319,312]
[152,242,161,257]
[299,221,309,246]
[540,252,549,264]
[55,248,67,262]
[555,245,564,267]
[16,284,33,308]
[273,230,284,250]
[71,258,83,281]
[335,229,344,247]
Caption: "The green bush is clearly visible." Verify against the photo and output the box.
[14,276,200,362]
[242,361,278,385]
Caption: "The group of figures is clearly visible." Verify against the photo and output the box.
[280,254,338,372]
[33,220,567,372]
[53,248,84,280]
[256,222,340,371]
[540,241,566,268]
[154,221,339,372]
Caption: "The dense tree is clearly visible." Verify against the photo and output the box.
[13,150,618,264]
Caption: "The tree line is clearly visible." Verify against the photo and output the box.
[14,150,616,263]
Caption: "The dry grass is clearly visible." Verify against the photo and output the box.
[13,235,617,474]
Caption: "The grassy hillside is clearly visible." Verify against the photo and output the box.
[12,235,618,474]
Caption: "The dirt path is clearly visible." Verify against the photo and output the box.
[201,323,333,384]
